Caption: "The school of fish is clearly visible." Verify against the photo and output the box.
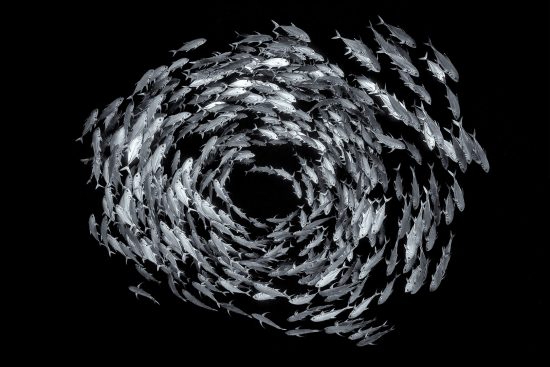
[79,18,489,346]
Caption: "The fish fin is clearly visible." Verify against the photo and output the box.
[424,38,434,48]
[419,52,429,61]
[376,15,385,25]
[332,30,341,40]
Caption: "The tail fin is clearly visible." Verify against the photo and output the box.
[424,38,434,48]
[377,15,385,26]
[332,30,341,40]
[419,52,429,61]
[271,20,279,30]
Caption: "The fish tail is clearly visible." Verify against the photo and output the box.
[332,30,341,40]
[376,15,385,26]
[271,20,279,30]
[419,52,429,61]
[424,38,434,48]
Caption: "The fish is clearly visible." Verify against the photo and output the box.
[377,16,416,48]
[429,233,454,291]
[220,301,250,318]
[170,38,207,55]
[310,306,351,322]
[445,85,461,119]
[135,264,160,283]
[128,284,159,305]
[378,277,397,305]
[181,289,217,311]
[261,57,290,68]
[356,326,394,346]
[289,293,316,305]
[272,21,311,42]
[386,240,399,276]
[349,293,379,319]
[449,171,465,211]
[88,214,99,241]
[253,282,288,298]
[285,328,320,337]
[252,313,286,330]
[426,39,459,82]
[444,189,455,225]
[420,52,446,83]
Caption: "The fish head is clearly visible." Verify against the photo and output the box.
[407,66,419,77]
[449,72,459,82]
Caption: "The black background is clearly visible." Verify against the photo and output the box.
[15,1,548,364]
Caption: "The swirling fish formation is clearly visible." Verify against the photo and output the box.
[79,19,489,346]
